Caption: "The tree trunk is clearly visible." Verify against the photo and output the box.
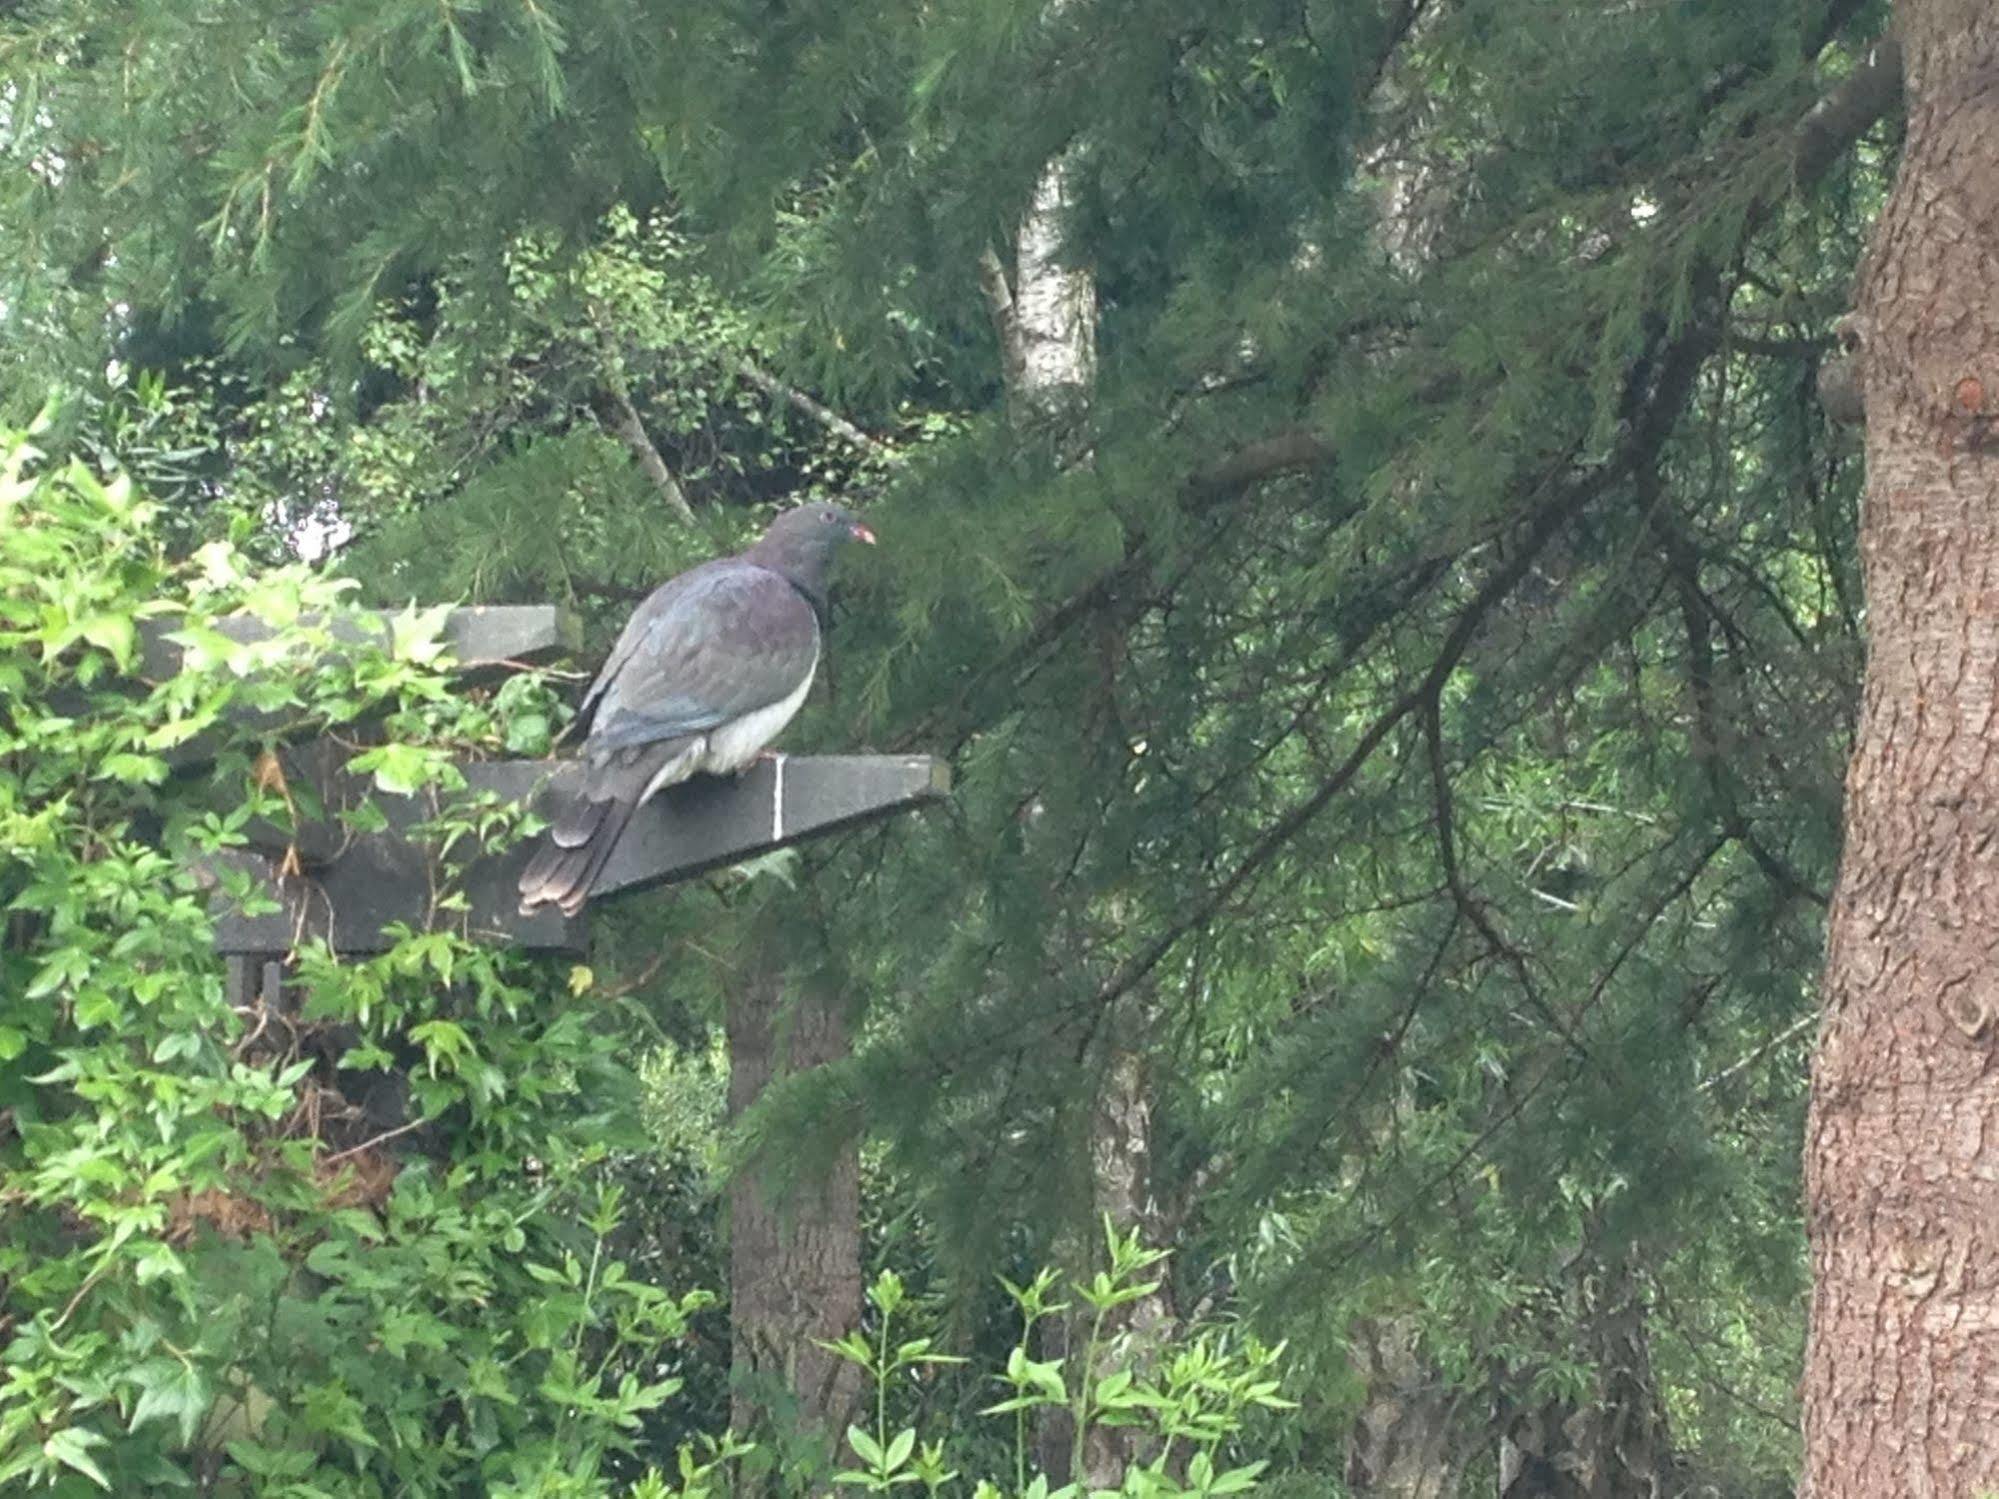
[1495,1250,1679,1499]
[1344,1317,1473,1499]
[984,106,1174,1494]
[1804,7,1999,1494]
[725,926,864,1462]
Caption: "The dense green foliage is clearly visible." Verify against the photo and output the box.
[0,426,1286,1495]
[0,422,714,1493]
[1,0,1900,1492]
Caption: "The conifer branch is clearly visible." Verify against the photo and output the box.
[1792,34,1902,186]
[1090,324,1718,1018]
[1308,831,1733,1280]
[925,18,1897,763]
[1423,688,1598,1066]
[1654,507,1830,908]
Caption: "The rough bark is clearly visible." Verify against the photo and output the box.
[1344,1317,1474,1499]
[1803,6,1999,1495]
[1495,1251,1680,1499]
[725,933,864,1459]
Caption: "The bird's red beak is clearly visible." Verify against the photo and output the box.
[850,522,878,546]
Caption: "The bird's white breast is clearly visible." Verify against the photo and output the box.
[699,644,819,775]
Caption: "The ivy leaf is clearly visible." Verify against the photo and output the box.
[505,710,552,756]
[42,1427,111,1489]
[79,613,136,670]
[127,1356,214,1446]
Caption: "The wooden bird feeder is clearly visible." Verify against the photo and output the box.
[161,605,949,1002]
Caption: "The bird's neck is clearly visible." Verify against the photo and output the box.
[746,537,833,617]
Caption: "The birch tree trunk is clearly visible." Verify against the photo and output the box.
[982,157,1095,434]
[982,106,1174,1489]
[1803,7,1999,1493]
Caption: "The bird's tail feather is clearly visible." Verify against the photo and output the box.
[518,738,700,916]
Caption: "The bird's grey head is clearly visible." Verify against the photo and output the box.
[747,502,877,609]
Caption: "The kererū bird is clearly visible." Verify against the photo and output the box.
[517,501,877,916]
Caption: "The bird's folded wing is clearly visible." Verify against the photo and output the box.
[582,562,821,757]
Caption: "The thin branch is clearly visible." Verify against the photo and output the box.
[1699,1013,1818,1094]
[977,244,1017,352]
[589,315,698,522]
[734,357,893,459]
[597,952,668,1002]
[600,380,697,523]
[319,1114,433,1166]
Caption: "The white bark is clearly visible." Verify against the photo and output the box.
[1009,159,1096,425]
[984,151,1095,435]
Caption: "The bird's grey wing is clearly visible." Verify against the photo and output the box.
[584,562,821,759]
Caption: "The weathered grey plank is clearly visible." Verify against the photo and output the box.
[207,752,950,956]
[141,604,578,678]
[150,605,578,768]
[590,753,952,899]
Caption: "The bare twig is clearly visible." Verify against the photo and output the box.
[597,952,667,1002]
[1699,1013,1818,1093]
[734,357,892,459]
[319,1115,433,1166]
[600,380,697,524]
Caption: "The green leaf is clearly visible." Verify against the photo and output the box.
[1208,1460,1269,1494]
[127,1357,214,1447]
[881,1427,915,1472]
[505,710,552,756]
[846,1423,885,1468]
[79,613,137,669]
[43,1427,111,1490]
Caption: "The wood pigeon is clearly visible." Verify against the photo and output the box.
[518,501,877,916]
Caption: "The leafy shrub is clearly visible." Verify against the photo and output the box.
[816,1223,1292,1499]
[0,419,716,1495]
